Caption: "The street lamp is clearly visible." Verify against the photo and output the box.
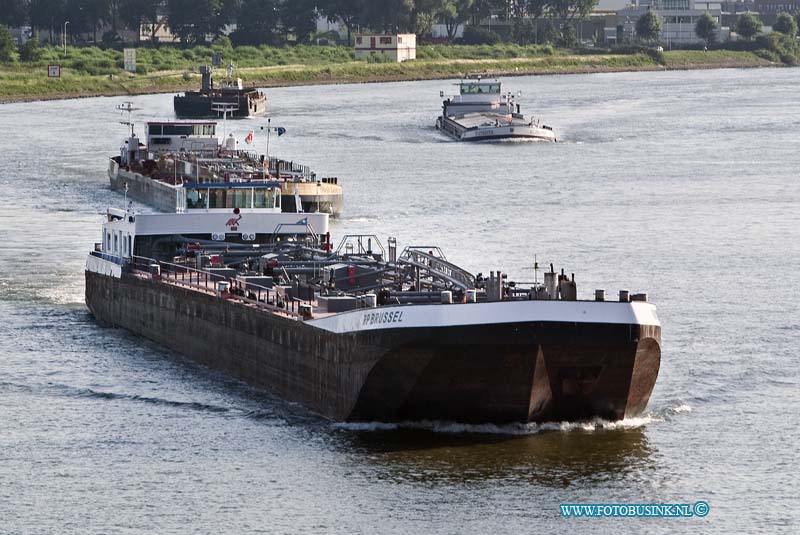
[63,20,69,56]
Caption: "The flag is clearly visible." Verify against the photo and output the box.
[277,127,286,137]
[245,131,254,144]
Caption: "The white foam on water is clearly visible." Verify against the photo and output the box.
[670,403,693,414]
[335,415,662,436]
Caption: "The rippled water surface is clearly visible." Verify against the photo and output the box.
[1,68,798,534]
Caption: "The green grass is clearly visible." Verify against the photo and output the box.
[0,44,777,101]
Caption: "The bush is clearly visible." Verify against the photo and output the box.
[19,37,42,62]
[772,12,798,37]
[461,26,501,46]
[755,32,799,64]
[0,25,18,63]
[735,13,762,40]
[212,36,232,49]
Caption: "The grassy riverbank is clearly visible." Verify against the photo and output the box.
[0,44,778,103]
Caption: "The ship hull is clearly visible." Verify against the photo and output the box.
[85,268,660,424]
[436,115,556,143]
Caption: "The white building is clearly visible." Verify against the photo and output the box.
[617,0,730,45]
[354,34,417,62]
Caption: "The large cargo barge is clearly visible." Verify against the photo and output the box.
[86,197,661,423]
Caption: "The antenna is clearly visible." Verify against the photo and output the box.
[117,101,140,138]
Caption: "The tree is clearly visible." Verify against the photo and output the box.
[0,0,26,27]
[550,0,597,45]
[28,0,67,43]
[772,12,797,38]
[0,24,18,62]
[439,0,473,41]
[735,13,762,40]
[230,0,279,45]
[694,12,717,46]
[509,0,549,44]
[318,0,366,45]
[407,0,447,36]
[466,0,501,26]
[278,0,316,43]
[635,10,661,42]
[120,0,163,43]
[362,0,408,34]
[166,0,232,44]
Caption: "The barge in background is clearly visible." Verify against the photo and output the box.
[109,113,342,217]
[174,65,267,119]
[436,75,556,142]
[86,192,661,424]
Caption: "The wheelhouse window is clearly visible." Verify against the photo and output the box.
[232,188,252,209]
[186,188,208,209]
[253,188,276,209]
[461,83,501,94]
[209,188,229,209]
[208,188,253,209]
[162,125,194,136]
[379,37,392,45]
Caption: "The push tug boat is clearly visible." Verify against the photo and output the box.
[109,111,343,217]
[86,193,661,423]
[436,74,556,142]
[174,64,267,119]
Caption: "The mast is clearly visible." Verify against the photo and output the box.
[116,101,140,137]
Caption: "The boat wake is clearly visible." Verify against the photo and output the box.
[334,403,692,435]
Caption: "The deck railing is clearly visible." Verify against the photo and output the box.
[130,255,301,319]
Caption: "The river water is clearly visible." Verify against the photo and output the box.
[0,68,798,534]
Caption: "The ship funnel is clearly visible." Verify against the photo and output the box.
[544,271,558,300]
[201,66,212,92]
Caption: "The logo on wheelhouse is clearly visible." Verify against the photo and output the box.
[226,208,243,231]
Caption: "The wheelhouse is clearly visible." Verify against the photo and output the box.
[178,182,282,213]
[146,121,219,154]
